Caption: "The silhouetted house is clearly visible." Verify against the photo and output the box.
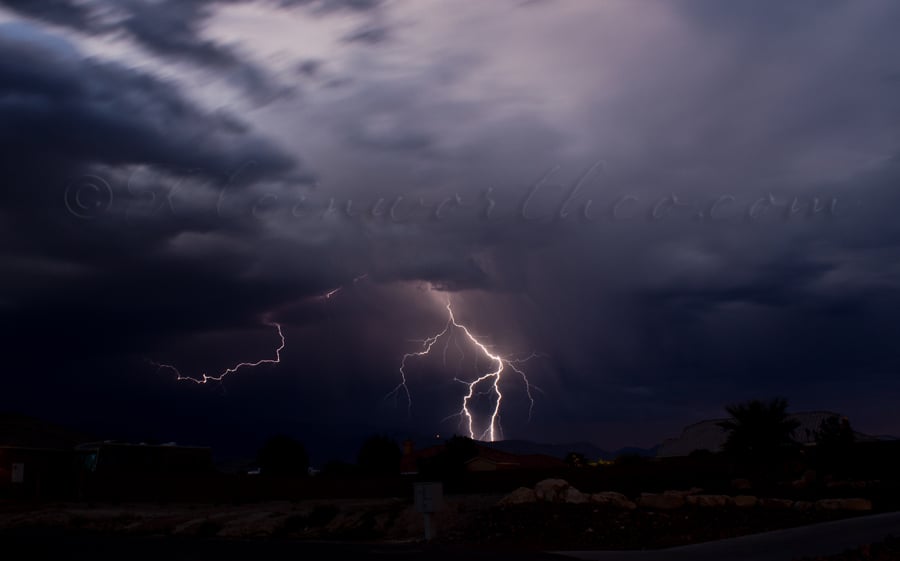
[400,443,444,475]
[0,413,97,498]
[399,440,565,475]
[0,446,74,498]
[75,442,212,477]
[1,413,212,499]
[464,448,566,471]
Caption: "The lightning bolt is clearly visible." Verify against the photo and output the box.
[149,274,368,386]
[316,273,368,302]
[149,320,285,384]
[388,299,540,442]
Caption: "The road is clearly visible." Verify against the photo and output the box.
[556,511,900,561]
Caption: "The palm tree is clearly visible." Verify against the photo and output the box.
[718,398,800,460]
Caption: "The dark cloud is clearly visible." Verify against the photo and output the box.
[2,1,900,457]
[343,24,389,45]
[297,59,322,76]
[279,0,381,12]
[0,0,100,30]
[0,28,300,188]
[0,24,316,352]
[0,0,382,103]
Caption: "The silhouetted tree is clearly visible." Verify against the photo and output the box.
[357,435,402,475]
[257,435,309,476]
[816,415,855,449]
[688,448,715,460]
[718,398,800,461]
[419,435,479,477]
[444,435,479,467]
[565,451,587,468]
[816,415,855,476]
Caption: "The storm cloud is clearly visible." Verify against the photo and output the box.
[2,0,900,459]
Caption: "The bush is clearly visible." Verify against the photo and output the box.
[257,435,309,477]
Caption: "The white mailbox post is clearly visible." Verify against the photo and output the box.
[413,482,443,541]
[11,463,24,484]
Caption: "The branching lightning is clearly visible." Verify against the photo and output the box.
[150,273,368,385]
[149,320,285,384]
[387,299,541,442]
[316,273,368,302]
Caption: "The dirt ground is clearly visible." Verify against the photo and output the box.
[0,494,877,550]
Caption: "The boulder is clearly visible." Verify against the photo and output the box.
[638,493,685,510]
[686,494,733,508]
[590,492,637,510]
[173,518,216,536]
[839,498,873,511]
[733,495,758,508]
[816,499,843,511]
[216,512,282,538]
[731,478,752,490]
[565,487,589,504]
[760,498,794,510]
[498,487,537,506]
[534,478,570,502]
[664,488,704,499]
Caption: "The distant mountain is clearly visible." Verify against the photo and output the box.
[657,410,895,457]
[613,445,662,458]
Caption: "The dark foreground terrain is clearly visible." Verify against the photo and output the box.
[0,529,565,561]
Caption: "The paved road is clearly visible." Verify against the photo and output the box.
[555,511,900,561]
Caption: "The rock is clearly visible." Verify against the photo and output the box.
[498,487,537,505]
[733,495,758,508]
[534,478,570,502]
[813,498,871,512]
[216,512,283,538]
[638,493,685,510]
[663,488,704,499]
[760,498,794,510]
[793,501,814,512]
[816,499,843,511]
[173,518,210,536]
[839,498,873,511]
[686,494,733,508]
[791,479,808,490]
[731,478,752,490]
[590,492,637,510]
[565,487,589,504]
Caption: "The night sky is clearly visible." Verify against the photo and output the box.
[2,0,900,463]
